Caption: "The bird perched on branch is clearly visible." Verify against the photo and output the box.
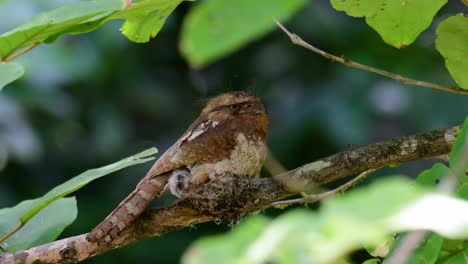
[87,91,269,244]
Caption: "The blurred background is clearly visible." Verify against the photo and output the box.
[0,0,467,263]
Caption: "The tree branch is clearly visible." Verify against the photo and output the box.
[275,21,468,95]
[0,125,461,264]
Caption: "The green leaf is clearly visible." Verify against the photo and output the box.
[436,14,468,90]
[0,0,125,59]
[407,233,443,264]
[362,259,381,264]
[437,248,468,264]
[116,0,184,43]
[416,163,450,188]
[0,197,77,252]
[180,0,307,67]
[323,176,425,222]
[449,117,468,175]
[182,215,270,264]
[456,183,468,199]
[0,147,156,249]
[330,0,447,48]
[0,62,24,91]
[0,0,185,59]
[440,238,464,253]
[19,147,156,223]
[184,178,429,264]
[389,194,468,239]
[184,177,468,263]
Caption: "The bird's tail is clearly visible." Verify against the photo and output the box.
[87,172,170,243]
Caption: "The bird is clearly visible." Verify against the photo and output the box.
[87,91,269,244]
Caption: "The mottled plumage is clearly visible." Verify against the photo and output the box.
[87,91,268,243]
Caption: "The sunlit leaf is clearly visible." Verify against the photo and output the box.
[182,216,269,264]
[185,177,468,264]
[330,0,447,48]
[116,0,184,43]
[389,194,468,239]
[184,178,427,264]
[436,14,468,90]
[0,0,125,58]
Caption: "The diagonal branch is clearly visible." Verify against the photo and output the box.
[0,125,461,264]
[275,21,468,95]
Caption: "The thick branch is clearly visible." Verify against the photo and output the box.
[0,125,460,264]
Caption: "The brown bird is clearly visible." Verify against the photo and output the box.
[87,91,269,243]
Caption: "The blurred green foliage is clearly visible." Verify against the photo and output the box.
[0,0,467,263]
[0,147,156,252]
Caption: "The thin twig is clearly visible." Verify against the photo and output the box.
[275,21,468,95]
[2,43,39,62]
[269,169,376,207]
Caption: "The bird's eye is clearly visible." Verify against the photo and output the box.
[230,104,240,109]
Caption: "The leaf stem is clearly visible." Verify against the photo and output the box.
[2,43,39,62]
[0,223,24,245]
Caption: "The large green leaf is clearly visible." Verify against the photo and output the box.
[330,0,447,48]
[180,0,307,67]
[449,117,468,176]
[0,147,157,251]
[436,15,468,90]
[0,0,185,60]
[184,178,427,264]
[0,0,126,58]
[185,177,468,264]
[116,0,184,43]
[0,197,77,252]
[0,62,24,91]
